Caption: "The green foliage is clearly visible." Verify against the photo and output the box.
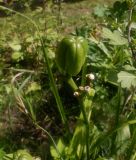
[0,0,136,160]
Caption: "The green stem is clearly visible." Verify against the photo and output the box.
[80,100,90,160]
[65,75,78,91]
[40,40,70,133]
[34,122,64,160]
[111,85,122,155]
[66,76,90,160]
[127,128,136,160]
[81,60,87,86]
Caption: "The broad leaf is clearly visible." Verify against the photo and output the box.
[117,71,136,89]
[102,28,128,45]
[50,138,65,159]
[94,5,107,17]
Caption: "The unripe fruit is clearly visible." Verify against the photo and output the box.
[56,36,88,76]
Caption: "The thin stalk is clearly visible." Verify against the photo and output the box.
[7,103,14,134]
[66,76,90,160]
[127,128,136,160]
[34,122,64,160]
[81,60,87,86]
[127,4,136,60]
[111,85,122,155]
[65,75,78,91]
[80,100,90,160]
[40,40,69,133]
[57,0,62,26]
[25,97,36,122]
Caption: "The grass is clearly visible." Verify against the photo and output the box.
[1,0,134,160]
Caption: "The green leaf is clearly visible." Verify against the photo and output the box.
[0,149,5,159]
[94,5,107,17]
[11,51,23,61]
[102,28,128,45]
[106,69,118,86]
[47,48,55,59]
[130,22,136,29]
[50,138,65,159]
[9,43,21,51]
[26,36,34,43]
[117,71,136,89]
[89,36,111,58]
[123,65,136,71]
[115,125,130,154]
[68,123,86,159]
[26,82,41,94]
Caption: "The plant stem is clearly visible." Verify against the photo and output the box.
[34,122,64,160]
[66,76,90,160]
[65,75,78,91]
[40,40,70,134]
[81,60,87,86]
[127,128,136,160]
[111,85,122,155]
[80,100,90,160]
[127,4,136,60]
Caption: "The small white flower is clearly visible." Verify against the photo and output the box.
[79,86,84,91]
[84,86,91,92]
[86,73,95,80]
[73,91,79,97]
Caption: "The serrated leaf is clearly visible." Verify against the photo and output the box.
[94,5,107,17]
[117,71,136,89]
[102,28,128,45]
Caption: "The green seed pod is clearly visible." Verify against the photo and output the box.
[56,36,88,76]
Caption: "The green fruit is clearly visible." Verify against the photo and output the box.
[56,36,88,76]
[13,150,33,160]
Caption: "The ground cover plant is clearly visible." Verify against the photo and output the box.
[0,0,136,159]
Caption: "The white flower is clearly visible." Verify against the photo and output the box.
[86,73,95,80]
[84,86,91,92]
[73,91,79,97]
[79,86,84,91]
